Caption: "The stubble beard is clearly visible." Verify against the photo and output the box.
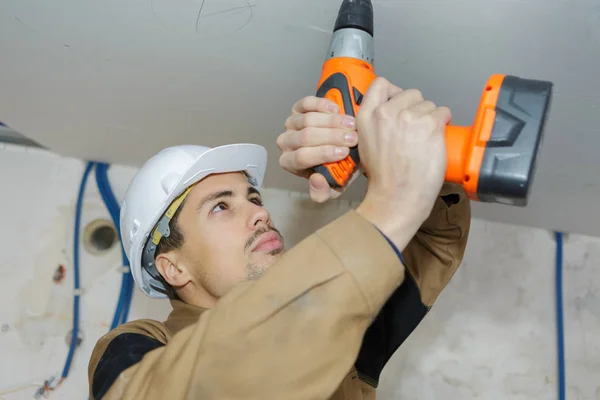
[245,246,284,280]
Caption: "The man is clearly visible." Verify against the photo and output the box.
[88,78,471,399]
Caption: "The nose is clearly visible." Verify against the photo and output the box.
[247,201,271,230]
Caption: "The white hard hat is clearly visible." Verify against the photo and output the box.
[119,143,268,299]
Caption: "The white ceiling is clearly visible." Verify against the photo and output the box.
[1,0,599,236]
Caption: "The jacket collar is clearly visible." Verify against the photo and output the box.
[164,299,207,334]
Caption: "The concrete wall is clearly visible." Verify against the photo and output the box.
[0,143,598,400]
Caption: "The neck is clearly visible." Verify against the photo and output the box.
[176,283,218,309]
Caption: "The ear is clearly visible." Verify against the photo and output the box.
[155,251,192,289]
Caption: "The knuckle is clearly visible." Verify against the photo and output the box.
[299,97,311,109]
[420,114,438,131]
[318,97,331,109]
[308,96,322,110]
[284,115,295,129]
[299,128,313,146]
[302,112,317,127]
[294,148,311,166]
[399,109,416,123]
[278,152,289,168]
[406,88,424,101]
[276,133,285,150]
[441,106,452,119]
[374,105,393,120]
[373,76,390,87]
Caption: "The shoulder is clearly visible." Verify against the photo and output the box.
[88,319,169,400]
[90,319,170,369]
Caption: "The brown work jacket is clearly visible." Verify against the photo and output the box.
[88,183,471,400]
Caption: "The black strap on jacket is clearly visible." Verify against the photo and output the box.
[355,272,429,387]
[92,333,165,400]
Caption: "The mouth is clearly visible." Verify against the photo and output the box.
[251,231,283,253]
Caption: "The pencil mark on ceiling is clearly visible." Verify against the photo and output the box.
[195,0,255,34]
[195,0,208,33]
[13,16,37,34]
[204,4,256,17]
[308,26,331,35]
[12,16,70,51]
[150,0,171,32]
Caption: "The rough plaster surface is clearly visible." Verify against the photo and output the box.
[0,143,599,399]
[1,0,600,237]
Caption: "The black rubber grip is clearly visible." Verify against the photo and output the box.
[477,75,553,206]
[314,72,360,188]
[313,165,341,188]
[316,72,356,117]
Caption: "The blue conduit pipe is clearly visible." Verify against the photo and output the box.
[61,161,95,381]
[95,162,134,329]
[554,231,565,400]
[54,162,132,399]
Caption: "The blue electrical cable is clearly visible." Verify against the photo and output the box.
[555,231,565,400]
[54,161,132,399]
[95,163,133,329]
[61,161,94,381]
[95,164,127,327]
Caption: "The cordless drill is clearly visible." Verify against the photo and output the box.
[313,0,553,206]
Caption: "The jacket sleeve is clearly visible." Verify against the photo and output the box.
[88,210,407,400]
[355,182,471,387]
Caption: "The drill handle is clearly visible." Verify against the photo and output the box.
[313,58,376,188]
[314,71,360,188]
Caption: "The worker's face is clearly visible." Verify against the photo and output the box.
[175,172,284,298]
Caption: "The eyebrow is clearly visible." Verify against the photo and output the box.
[197,186,262,212]
[248,186,261,197]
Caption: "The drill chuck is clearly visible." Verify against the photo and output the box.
[334,0,374,36]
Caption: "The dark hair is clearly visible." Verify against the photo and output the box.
[153,202,186,300]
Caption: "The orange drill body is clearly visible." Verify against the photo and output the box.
[446,74,505,201]
[317,57,375,119]
[316,0,553,206]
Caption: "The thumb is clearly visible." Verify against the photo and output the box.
[309,173,332,203]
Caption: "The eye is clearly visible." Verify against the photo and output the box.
[211,202,228,214]
[250,197,263,206]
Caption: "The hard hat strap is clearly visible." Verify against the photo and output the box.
[140,185,194,295]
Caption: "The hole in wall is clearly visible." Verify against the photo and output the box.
[83,219,117,255]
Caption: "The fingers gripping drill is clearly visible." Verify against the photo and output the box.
[314,0,554,207]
